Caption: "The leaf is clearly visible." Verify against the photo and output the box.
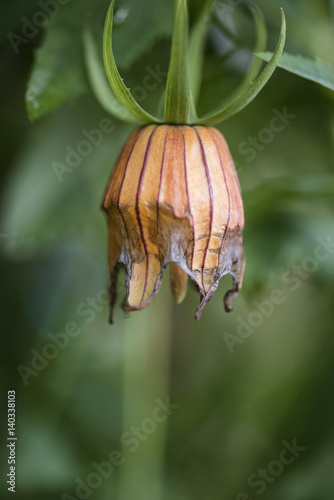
[26,18,88,122]
[83,24,139,123]
[197,9,286,126]
[189,0,215,105]
[103,0,161,123]
[164,0,192,124]
[25,0,172,123]
[255,51,334,91]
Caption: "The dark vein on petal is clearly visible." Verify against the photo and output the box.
[117,128,142,208]
[103,128,141,209]
[136,126,158,305]
[157,127,169,264]
[194,127,214,293]
[182,127,195,271]
[117,127,143,242]
[208,128,231,269]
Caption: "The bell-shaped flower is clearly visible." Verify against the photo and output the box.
[102,124,245,321]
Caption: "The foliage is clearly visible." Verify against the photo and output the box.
[256,51,334,91]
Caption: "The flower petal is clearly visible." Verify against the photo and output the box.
[182,126,245,319]
[103,123,245,321]
[115,126,167,310]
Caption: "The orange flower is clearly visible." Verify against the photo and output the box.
[102,124,245,322]
[85,0,285,323]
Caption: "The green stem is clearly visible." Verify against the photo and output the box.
[164,0,192,124]
[118,289,172,500]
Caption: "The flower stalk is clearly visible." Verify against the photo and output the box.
[164,0,192,124]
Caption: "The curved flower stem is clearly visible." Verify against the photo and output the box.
[103,0,161,123]
[118,288,172,500]
[197,9,286,125]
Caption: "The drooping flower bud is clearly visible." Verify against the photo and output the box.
[102,124,245,322]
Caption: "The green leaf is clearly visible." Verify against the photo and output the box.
[255,51,334,91]
[26,18,88,123]
[197,8,286,126]
[164,0,192,124]
[83,24,139,123]
[103,0,161,124]
[24,0,173,123]
[189,0,215,105]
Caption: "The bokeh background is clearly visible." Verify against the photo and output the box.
[1,0,334,499]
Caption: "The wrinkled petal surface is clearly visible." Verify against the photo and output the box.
[103,124,245,320]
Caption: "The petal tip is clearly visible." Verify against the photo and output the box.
[122,270,164,313]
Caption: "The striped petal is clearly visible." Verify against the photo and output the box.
[103,124,245,321]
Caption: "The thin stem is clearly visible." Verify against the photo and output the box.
[118,286,172,500]
[164,0,192,124]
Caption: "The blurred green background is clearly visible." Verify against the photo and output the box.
[1,0,334,499]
